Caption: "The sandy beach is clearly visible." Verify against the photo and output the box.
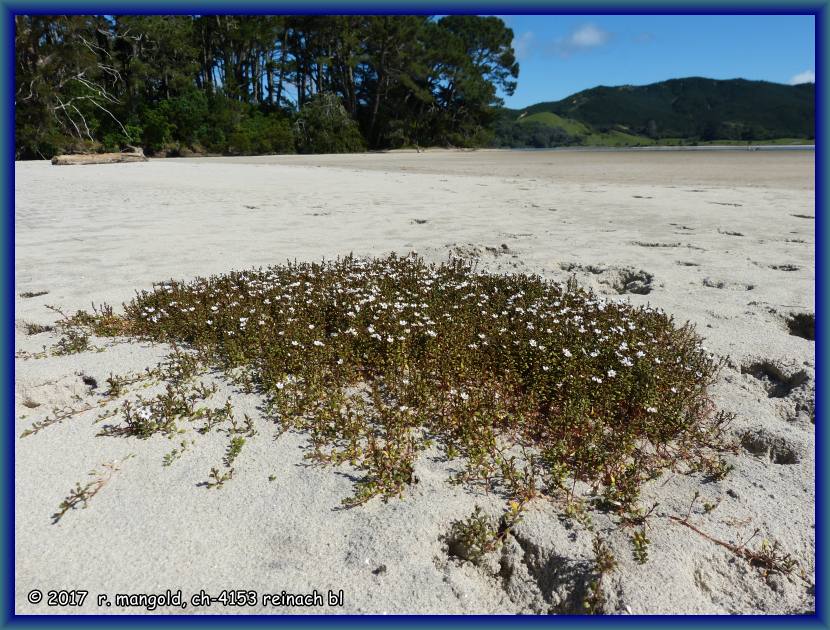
[14,149,815,614]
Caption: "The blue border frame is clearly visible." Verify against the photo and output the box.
[1,3,824,627]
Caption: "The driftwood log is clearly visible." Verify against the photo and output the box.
[51,146,148,165]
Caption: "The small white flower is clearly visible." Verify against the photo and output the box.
[313,340,324,347]
[529,339,538,348]
[646,406,657,414]
[607,369,616,378]
[563,348,572,358]
[276,382,285,390]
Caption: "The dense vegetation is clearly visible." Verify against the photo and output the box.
[63,254,733,513]
[495,77,815,148]
[14,15,518,158]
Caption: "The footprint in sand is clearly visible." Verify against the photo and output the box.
[740,427,801,464]
[740,359,809,399]
[560,263,655,295]
[784,311,814,340]
[703,278,755,291]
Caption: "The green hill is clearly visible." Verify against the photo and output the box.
[494,77,814,148]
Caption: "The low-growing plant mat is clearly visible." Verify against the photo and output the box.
[84,253,733,511]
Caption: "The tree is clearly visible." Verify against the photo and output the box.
[15,14,520,157]
[15,15,129,157]
[295,93,365,153]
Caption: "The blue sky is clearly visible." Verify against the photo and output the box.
[496,15,816,108]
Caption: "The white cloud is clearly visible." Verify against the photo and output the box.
[789,70,815,84]
[569,24,610,48]
[514,31,535,59]
[552,23,613,57]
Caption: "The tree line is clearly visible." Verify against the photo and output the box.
[15,15,519,158]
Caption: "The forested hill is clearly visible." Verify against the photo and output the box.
[494,78,814,148]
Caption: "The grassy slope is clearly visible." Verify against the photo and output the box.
[517,111,592,136]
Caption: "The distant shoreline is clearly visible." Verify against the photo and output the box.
[18,143,814,164]
[503,144,815,153]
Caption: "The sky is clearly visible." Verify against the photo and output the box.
[496,15,816,109]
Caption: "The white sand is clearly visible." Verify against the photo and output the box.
[15,149,815,614]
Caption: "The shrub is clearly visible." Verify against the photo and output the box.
[295,93,365,154]
[228,112,295,155]
[90,254,732,510]
[141,107,174,154]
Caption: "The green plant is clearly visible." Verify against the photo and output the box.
[104,368,158,398]
[447,506,499,565]
[224,436,246,467]
[205,466,234,489]
[584,534,617,614]
[52,457,132,523]
[669,516,799,580]
[162,439,193,466]
[750,538,798,578]
[24,322,54,335]
[71,254,732,526]
[54,329,90,355]
[21,402,98,437]
[631,528,650,564]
